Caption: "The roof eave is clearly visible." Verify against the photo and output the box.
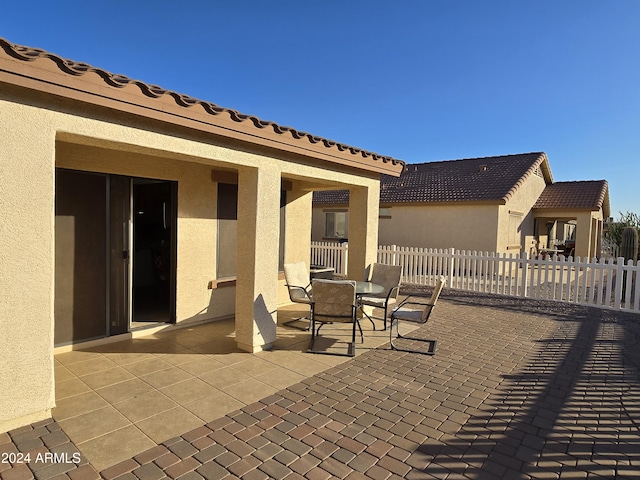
[0,38,404,177]
[501,152,551,203]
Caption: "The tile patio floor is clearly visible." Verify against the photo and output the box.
[3,291,640,479]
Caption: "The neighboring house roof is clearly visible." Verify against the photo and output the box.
[533,180,610,217]
[314,152,552,205]
[0,37,404,176]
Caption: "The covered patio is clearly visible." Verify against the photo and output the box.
[533,180,610,259]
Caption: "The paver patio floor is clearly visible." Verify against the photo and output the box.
[3,290,640,479]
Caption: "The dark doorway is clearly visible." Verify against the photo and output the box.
[132,179,176,326]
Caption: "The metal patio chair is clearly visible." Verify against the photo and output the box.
[359,263,403,330]
[389,276,445,355]
[307,279,363,357]
[283,262,313,330]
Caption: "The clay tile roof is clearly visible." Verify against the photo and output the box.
[314,152,550,204]
[0,37,404,176]
[533,180,610,215]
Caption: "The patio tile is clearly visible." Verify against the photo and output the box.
[121,358,173,377]
[280,354,334,377]
[150,352,207,366]
[64,356,118,377]
[229,356,280,377]
[52,392,109,421]
[94,378,155,404]
[58,406,130,444]
[54,350,101,366]
[210,351,254,366]
[114,390,178,423]
[139,366,193,389]
[79,367,135,390]
[134,407,203,444]
[222,378,279,405]
[189,338,240,354]
[183,391,244,422]
[55,378,91,400]
[198,365,252,389]
[54,365,76,382]
[253,366,307,391]
[77,425,156,473]
[159,378,219,404]
[174,356,226,376]
[99,352,158,366]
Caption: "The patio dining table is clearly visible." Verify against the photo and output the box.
[355,281,384,329]
[355,281,385,296]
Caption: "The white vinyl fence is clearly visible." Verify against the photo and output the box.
[310,242,640,313]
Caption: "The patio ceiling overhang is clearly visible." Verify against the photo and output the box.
[0,37,404,177]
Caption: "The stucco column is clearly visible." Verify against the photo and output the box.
[347,184,380,280]
[235,166,281,352]
[575,212,594,259]
[0,102,55,431]
[284,186,313,264]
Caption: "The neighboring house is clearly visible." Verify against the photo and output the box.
[313,152,610,259]
[0,38,403,432]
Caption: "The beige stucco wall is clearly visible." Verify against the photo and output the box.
[314,203,501,253]
[0,101,56,432]
[1,93,381,430]
[496,172,548,255]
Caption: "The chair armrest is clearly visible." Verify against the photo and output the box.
[386,285,400,302]
[286,284,312,300]
[395,296,434,309]
[394,301,435,310]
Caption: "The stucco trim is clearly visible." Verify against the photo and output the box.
[0,37,404,176]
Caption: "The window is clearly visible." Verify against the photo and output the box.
[217,184,286,278]
[279,189,286,271]
[508,210,523,248]
[217,183,237,278]
[379,208,392,218]
[325,211,348,239]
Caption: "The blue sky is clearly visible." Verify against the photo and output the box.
[2,1,638,214]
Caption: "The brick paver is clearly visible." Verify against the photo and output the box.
[3,291,640,479]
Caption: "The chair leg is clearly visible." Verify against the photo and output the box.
[283,316,310,331]
[359,307,377,331]
[389,318,437,355]
[383,305,388,331]
[306,319,357,358]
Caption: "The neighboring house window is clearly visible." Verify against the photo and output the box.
[379,208,392,218]
[508,210,523,248]
[325,211,348,239]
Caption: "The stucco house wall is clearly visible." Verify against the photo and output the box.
[376,204,499,252]
[313,202,503,253]
[496,169,548,255]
